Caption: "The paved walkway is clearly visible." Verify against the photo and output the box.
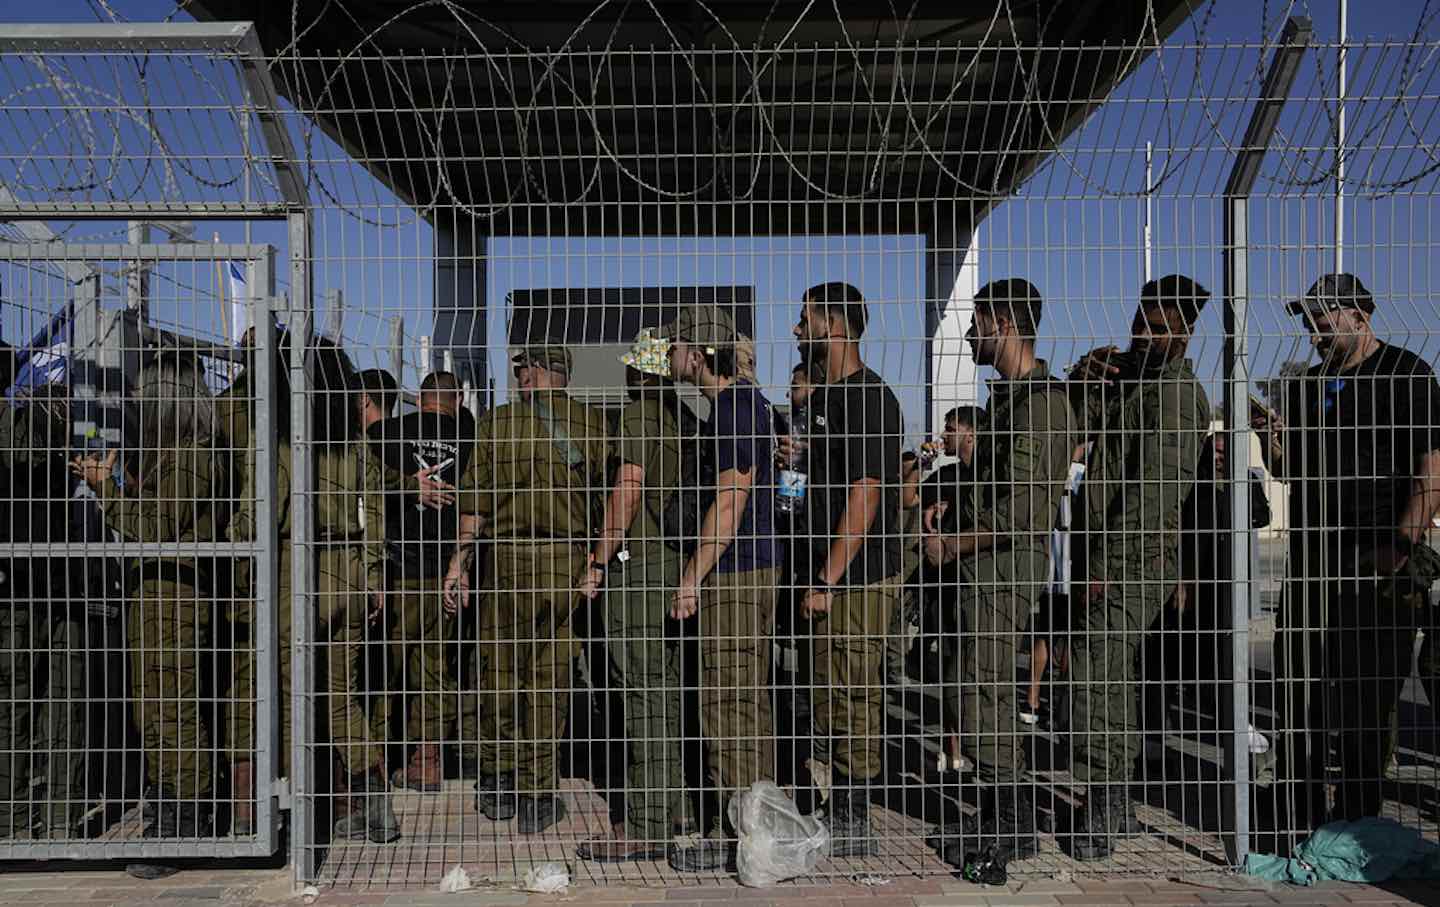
[0,865,1438,906]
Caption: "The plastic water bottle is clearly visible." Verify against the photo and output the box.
[776,416,808,515]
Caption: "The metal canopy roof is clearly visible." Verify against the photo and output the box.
[190,1,1197,236]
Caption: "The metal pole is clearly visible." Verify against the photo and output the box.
[287,210,315,885]
[126,221,150,320]
[389,316,405,387]
[252,294,278,850]
[1218,16,1313,866]
[1222,194,1253,865]
[1335,0,1347,273]
[1144,141,1154,281]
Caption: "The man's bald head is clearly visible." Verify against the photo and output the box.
[419,370,462,415]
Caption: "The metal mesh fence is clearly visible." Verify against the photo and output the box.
[0,8,1438,893]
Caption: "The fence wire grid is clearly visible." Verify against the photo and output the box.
[0,7,1438,894]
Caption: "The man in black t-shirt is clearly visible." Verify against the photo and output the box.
[368,371,475,790]
[1255,273,1440,840]
[782,281,904,858]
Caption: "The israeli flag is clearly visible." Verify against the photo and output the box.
[8,302,74,400]
[228,260,249,342]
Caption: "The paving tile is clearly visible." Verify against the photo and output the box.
[1054,896,1134,906]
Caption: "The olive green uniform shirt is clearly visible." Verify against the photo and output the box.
[616,396,684,560]
[958,362,1077,593]
[228,440,387,582]
[1072,356,1210,593]
[458,392,612,542]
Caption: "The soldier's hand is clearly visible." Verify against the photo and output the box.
[922,501,949,535]
[577,565,605,601]
[1171,583,1189,613]
[922,534,950,566]
[1071,346,1122,384]
[670,584,700,620]
[368,590,386,623]
[443,564,471,613]
[414,466,456,510]
[1371,542,1411,577]
[800,588,833,618]
[70,449,118,488]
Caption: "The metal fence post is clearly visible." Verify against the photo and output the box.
[287,210,316,886]
[1219,16,1312,866]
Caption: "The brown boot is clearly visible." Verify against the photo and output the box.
[392,743,443,792]
[231,760,255,835]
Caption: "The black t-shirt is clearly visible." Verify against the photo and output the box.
[920,460,976,532]
[800,366,905,587]
[368,409,476,577]
[706,379,778,574]
[1283,342,1440,535]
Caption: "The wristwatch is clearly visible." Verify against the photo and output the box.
[812,574,837,595]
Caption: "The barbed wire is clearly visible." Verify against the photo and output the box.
[1,0,1439,215]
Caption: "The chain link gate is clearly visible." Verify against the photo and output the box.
[0,22,307,864]
[1,5,1439,895]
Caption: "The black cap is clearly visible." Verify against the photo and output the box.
[973,278,1044,332]
[1286,272,1376,319]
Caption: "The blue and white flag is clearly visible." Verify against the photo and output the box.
[8,302,74,400]
[228,260,249,343]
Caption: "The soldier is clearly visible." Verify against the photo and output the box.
[71,353,229,872]
[0,386,96,840]
[783,281,905,858]
[662,306,781,871]
[367,371,474,791]
[443,342,610,834]
[1253,274,1440,841]
[920,279,1076,868]
[1064,275,1212,861]
[223,340,400,846]
[576,328,696,863]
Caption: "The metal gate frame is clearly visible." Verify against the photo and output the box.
[0,19,311,863]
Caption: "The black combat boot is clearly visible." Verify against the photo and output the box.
[474,771,518,821]
[333,767,401,844]
[516,793,568,834]
[1069,786,1114,862]
[824,776,873,858]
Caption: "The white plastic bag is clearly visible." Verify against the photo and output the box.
[520,862,571,894]
[438,866,473,893]
[728,781,829,887]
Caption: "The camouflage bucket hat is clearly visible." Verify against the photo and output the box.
[619,327,672,377]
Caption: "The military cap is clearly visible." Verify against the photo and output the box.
[666,305,739,353]
[1286,272,1376,319]
[512,343,572,375]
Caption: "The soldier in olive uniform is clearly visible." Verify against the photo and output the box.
[921,279,1076,868]
[72,354,229,850]
[0,387,96,839]
[1065,275,1212,861]
[224,340,399,844]
[444,343,611,835]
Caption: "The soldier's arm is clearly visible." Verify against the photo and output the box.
[679,465,754,592]
[947,392,1069,560]
[98,448,201,543]
[361,448,388,584]
[227,440,258,543]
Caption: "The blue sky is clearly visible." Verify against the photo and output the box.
[2,1,1438,440]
